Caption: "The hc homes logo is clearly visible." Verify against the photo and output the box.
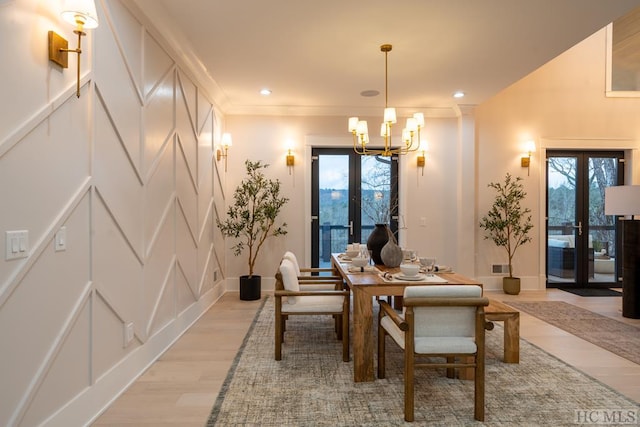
[574,409,639,425]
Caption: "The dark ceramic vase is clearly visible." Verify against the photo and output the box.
[367,224,390,265]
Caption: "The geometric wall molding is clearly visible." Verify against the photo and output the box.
[0,1,219,424]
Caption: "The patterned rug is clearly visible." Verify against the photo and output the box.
[505,301,640,365]
[207,298,639,426]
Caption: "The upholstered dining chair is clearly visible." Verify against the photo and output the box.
[275,258,350,362]
[377,285,489,422]
[282,251,343,282]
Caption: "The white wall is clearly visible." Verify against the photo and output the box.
[475,27,640,290]
[0,1,225,425]
[223,114,468,286]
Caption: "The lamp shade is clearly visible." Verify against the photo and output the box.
[413,112,425,127]
[605,185,640,215]
[61,0,99,29]
[383,107,396,124]
[348,117,359,132]
[356,121,368,136]
[524,140,536,153]
[221,133,233,148]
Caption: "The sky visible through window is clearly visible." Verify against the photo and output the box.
[318,155,389,190]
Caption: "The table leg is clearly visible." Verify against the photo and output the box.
[352,287,375,382]
[503,314,520,363]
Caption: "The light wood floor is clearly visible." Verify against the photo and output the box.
[92,289,640,426]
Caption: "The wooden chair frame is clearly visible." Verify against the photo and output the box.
[274,271,350,362]
[378,295,489,422]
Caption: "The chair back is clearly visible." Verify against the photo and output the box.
[282,251,302,276]
[404,285,483,338]
[279,258,300,303]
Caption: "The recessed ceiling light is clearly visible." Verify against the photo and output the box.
[453,91,465,99]
[260,88,272,96]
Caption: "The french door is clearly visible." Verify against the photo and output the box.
[311,148,398,268]
[546,151,624,287]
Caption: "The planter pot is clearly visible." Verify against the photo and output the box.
[503,277,521,295]
[240,275,261,301]
[367,224,390,265]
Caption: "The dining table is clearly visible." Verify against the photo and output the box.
[331,253,483,382]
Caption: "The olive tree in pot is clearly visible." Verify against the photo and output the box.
[479,173,533,295]
[217,160,289,300]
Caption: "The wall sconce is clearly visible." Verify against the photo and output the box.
[217,133,232,172]
[417,140,428,176]
[48,0,99,98]
[286,149,295,174]
[285,140,295,175]
[521,140,536,176]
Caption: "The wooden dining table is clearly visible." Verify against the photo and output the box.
[331,253,483,382]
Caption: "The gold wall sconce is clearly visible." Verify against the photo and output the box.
[48,0,99,98]
[285,140,295,175]
[521,140,536,176]
[217,133,232,172]
[417,140,428,176]
[286,149,295,174]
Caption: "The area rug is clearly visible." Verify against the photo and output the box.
[506,301,640,366]
[558,287,622,297]
[207,298,639,426]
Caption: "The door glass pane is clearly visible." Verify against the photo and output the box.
[587,157,618,283]
[547,157,578,284]
[318,155,350,266]
[360,156,393,243]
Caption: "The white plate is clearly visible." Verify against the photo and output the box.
[393,273,426,281]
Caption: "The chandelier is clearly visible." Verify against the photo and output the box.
[348,44,424,157]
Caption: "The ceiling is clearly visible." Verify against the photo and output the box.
[131,0,640,117]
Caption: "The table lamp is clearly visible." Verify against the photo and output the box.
[605,185,640,318]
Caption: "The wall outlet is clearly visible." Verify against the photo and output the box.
[123,322,134,347]
[491,264,510,275]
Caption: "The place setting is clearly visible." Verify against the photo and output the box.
[345,245,380,273]
[379,254,449,283]
[337,242,364,262]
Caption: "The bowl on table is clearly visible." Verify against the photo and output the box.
[351,257,369,268]
[400,263,420,277]
[345,250,360,259]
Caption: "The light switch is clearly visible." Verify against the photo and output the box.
[55,226,67,252]
[5,230,28,260]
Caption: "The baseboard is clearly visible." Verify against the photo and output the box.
[477,275,545,292]
[225,276,276,292]
[41,282,225,427]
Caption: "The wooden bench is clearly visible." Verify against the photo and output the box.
[485,299,520,363]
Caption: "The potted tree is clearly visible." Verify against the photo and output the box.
[217,160,289,300]
[479,173,533,294]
